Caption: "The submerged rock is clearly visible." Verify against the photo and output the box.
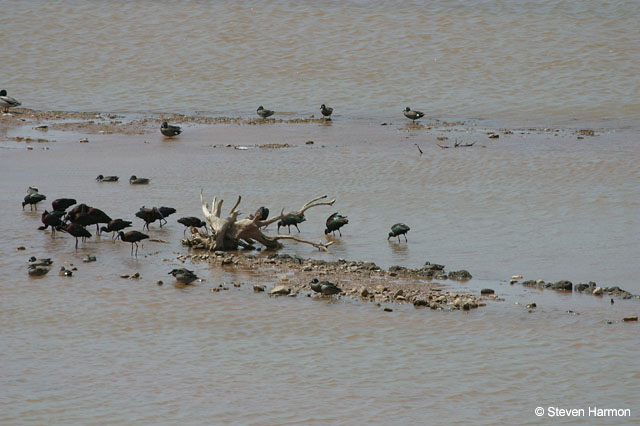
[448,270,472,281]
[622,315,637,322]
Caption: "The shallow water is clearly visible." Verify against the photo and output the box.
[1,1,639,424]
[2,0,639,125]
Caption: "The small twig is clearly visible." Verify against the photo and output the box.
[415,144,423,155]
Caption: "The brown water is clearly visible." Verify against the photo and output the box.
[2,1,640,424]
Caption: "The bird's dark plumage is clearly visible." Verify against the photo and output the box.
[117,231,149,256]
[0,89,21,113]
[96,174,119,182]
[22,193,46,210]
[177,216,207,236]
[324,212,349,236]
[255,206,270,221]
[168,268,199,285]
[310,278,342,296]
[39,210,63,238]
[388,223,410,242]
[160,122,182,137]
[129,175,150,184]
[100,219,133,239]
[60,223,92,249]
[256,106,274,119]
[52,198,76,212]
[277,214,306,233]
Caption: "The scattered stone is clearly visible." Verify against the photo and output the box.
[550,280,572,291]
[622,315,637,322]
[394,289,404,298]
[82,255,97,263]
[383,307,393,312]
[16,246,26,250]
[526,302,537,309]
[157,280,163,286]
[480,288,495,295]
[305,141,314,145]
[120,274,130,279]
[360,287,369,298]
[448,270,472,280]
[593,287,603,296]
[270,285,290,296]
[79,138,89,143]
[413,299,428,307]
[253,284,265,292]
[375,285,387,293]
[509,280,517,285]
[511,275,523,280]
[488,133,499,138]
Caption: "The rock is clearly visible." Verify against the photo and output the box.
[278,275,289,283]
[422,262,445,271]
[360,287,369,298]
[526,302,537,309]
[253,284,266,292]
[511,275,523,280]
[593,287,603,296]
[488,133,499,138]
[16,246,26,250]
[270,285,290,296]
[396,296,406,301]
[389,265,406,272]
[480,288,495,295]
[509,280,517,285]
[305,140,314,145]
[120,274,130,279]
[82,255,97,263]
[375,285,387,293]
[413,299,428,307]
[156,280,163,286]
[448,270,472,280]
[79,138,89,143]
[394,289,404,298]
[383,308,393,312]
[221,257,234,265]
[622,315,637,322]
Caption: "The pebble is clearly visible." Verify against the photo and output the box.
[622,315,637,322]
[593,287,603,295]
[511,275,523,280]
[526,302,537,309]
[383,307,393,312]
[480,288,495,295]
[253,284,266,292]
[157,280,163,286]
[270,285,290,296]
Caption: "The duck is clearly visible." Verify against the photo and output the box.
[59,266,73,277]
[0,89,21,113]
[277,214,306,233]
[22,193,46,211]
[28,256,53,267]
[129,175,150,185]
[116,231,149,256]
[28,265,50,276]
[96,174,119,182]
[160,122,182,137]
[168,268,199,285]
[320,104,333,119]
[388,223,410,242]
[403,107,425,123]
[256,105,274,119]
[310,278,342,296]
[324,212,349,237]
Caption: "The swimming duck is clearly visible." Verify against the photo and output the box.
[168,268,199,285]
[403,107,425,123]
[59,266,73,277]
[22,193,46,210]
[277,214,306,233]
[256,106,274,119]
[0,90,21,113]
[388,223,410,242]
[29,256,53,267]
[160,122,182,137]
[324,212,349,237]
[129,175,150,185]
[28,265,50,276]
[320,104,333,119]
[96,175,119,182]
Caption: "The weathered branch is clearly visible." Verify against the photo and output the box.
[259,195,335,227]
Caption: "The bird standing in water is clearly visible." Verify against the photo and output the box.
[277,214,306,233]
[38,210,63,238]
[403,107,424,123]
[177,217,207,236]
[160,122,182,137]
[22,193,46,210]
[388,223,410,242]
[0,89,21,113]
[60,223,92,249]
[116,231,149,256]
[320,104,333,119]
[325,212,349,237]
[256,106,274,119]
[100,219,133,239]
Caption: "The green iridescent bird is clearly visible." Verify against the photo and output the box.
[324,212,348,237]
[277,214,305,233]
[256,105,274,119]
[22,193,46,210]
[388,223,410,242]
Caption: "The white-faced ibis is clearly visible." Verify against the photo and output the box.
[160,122,182,137]
[136,206,175,230]
[277,214,305,233]
[256,106,274,119]
[100,219,133,239]
[403,107,425,123]
[0,89,21,113]
[310,278,342,296]
[157,207,176,225]
[388,223,410,242]
[320,104,333,119]
[22,193,46,210]
[96,175,119,182]
[52,198,76,212]
[254,206,269,221]
[168,268,199,285]
[325,212,349,237]
[129,175,150,185]
[60,223,92,249]
[29,256,53,267]
[38,210,63,238]
[27,186,39,195]
[177,217,207,236]
[68,207,112,235]
[117,231,149,256]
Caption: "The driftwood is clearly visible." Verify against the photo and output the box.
[183,192,335,252]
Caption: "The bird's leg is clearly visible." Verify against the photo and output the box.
[338,229,342,237]
[75,237,78,250]
[131,243,135,256]
[405,234,408,242]
[295,224,301,233]
[397,235,401,242]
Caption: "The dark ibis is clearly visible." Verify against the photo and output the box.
[100,219,133,239]
[52,198,76,212]
[38,210,63,238]
[177,217,207,236]
[22,193,46,210]
[388,223,410,242]
[254,206,269,220]
[60,223,92,249]
[277,214,305,233]
[117,231,149,256]
[325,212,349,237]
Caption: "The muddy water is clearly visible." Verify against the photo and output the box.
[1,120,638,424]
